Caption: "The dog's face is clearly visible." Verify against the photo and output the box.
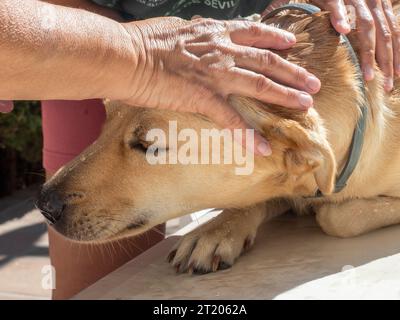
[37,98,337,242]
[36,104,270,241]
[38,13,357,242]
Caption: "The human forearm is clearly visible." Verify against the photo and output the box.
[40,0,123,21]
[0,0,137,100]
[1,0,324,156]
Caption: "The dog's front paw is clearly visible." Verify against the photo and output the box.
[167,217,257,274]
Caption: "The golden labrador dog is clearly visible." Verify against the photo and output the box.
[38,1,400,274]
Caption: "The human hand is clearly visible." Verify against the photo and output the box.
[121,17,321,156]
[311,0,399,92]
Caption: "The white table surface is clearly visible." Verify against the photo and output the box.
[74,212,400,300]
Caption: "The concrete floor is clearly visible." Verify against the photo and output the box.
[0,186,189,300]
[0,187,50,299]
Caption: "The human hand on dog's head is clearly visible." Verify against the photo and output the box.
[313,0,399,92]
[121,16,321,156]
[266,0,399,92]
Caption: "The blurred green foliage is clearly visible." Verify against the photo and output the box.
[0,101,42,163]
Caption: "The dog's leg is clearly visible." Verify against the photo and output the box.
[316,197,400,238]
[168,200,289,274]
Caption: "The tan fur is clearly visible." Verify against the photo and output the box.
[42,1,400,272]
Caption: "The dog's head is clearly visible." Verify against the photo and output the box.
[36,97,337,242]
[37,12,369,242]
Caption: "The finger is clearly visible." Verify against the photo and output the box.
[349,0,376,81]
[0,100,14,113]
[314,0,351,33]
[185,42,321,94]
[381,0,400,77]
[227,20,297,49]
[194,93,272,156]
[369,0,394,91]
[223,67,314,110]
[233,45,321,94]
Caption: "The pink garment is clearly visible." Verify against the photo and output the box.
[0,100,14,113]
[41,100,106,173]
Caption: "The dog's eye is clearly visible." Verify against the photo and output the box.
[129,138,169,156]
[129,140,148,153]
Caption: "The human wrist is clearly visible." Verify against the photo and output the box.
[103,21,147,102]
[110,17,188,105]
[90,20,141,101]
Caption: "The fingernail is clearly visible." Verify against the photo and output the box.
[305,75,321,93]
[338,19,351,33]
[285,33,296,44]
[299,93,313,109]
[363,66,374,81]
[384,77,393,92]
[257,140,272,156]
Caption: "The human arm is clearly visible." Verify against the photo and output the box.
[1,0,322,155]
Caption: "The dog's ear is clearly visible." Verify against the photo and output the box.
[271,119,337,195]
[230,96,337,194]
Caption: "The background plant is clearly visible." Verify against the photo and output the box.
[0,101,43,196]
[0,101,42,163]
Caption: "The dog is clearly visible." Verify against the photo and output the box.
[37,1,400,274]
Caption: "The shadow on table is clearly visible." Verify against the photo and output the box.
[75,213,400,299]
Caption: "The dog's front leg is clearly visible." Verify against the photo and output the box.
[167,200,289,274]
[316,197,400,238]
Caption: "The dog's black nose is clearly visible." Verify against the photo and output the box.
[37,188,65,224]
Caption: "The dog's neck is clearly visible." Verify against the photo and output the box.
[231,12,388,199]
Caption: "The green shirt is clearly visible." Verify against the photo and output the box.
[92,0,273,20]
